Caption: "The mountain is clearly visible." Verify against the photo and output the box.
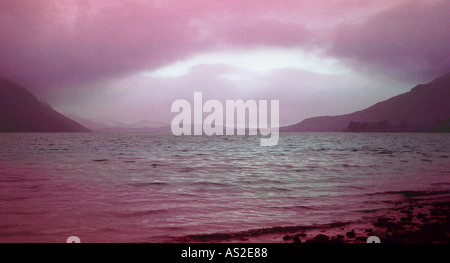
[65,114,112,131]
[94,126,171,133]
[282,73,450,132]
[129,120,169,129]
[66,114,170,132]
[0,79,90,132]
[96,119,170,132]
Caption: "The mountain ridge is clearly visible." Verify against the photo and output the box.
[0,79,91,132]
[281,73,450,132]
[66,114,171,133]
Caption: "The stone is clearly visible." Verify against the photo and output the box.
[346,231,356,238]
[313,234,329,243]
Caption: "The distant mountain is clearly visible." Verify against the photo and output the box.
[95,126,171,133]
[66,114,170,133]
[0,79,90,132]
[282,73,450,132]
[129,120,169,129]
[66,114,113,131]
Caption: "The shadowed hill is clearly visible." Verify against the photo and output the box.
[282,73,450,132]
[0,79,90,132]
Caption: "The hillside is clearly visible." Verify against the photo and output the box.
[0,79,90,132]
[281,73,450,132]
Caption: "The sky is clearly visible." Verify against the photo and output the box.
[0,0,449,125]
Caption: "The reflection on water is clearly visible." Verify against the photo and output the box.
[0,133,449,242]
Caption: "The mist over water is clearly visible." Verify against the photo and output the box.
[0,133,449,242]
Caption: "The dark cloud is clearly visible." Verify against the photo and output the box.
[330,0,450,82]
[0,1,203,90]
[0,0,401,91]
[0,0,447,93]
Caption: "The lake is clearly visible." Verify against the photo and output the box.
[0,133,449,242]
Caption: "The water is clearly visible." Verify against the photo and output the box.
[0,133,449,242]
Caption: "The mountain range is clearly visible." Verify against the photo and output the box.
[66,114,170,133]
[1,73,449,133]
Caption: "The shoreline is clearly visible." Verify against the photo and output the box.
[176,190,450,243]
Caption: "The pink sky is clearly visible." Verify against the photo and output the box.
[0,0,449,125]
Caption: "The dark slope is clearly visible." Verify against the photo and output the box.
[0,79,90,132]
[282,73,450,132]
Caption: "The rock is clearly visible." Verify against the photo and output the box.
[387,223,406,232]
[376,217,391,223]
[291,234,305,243]
[420,223,443,233]
[384,232,404,243]
[292,235,301,243]
[419,223,450,242]
[372,231,387,238]
[400,217,412,222]
[430,208,448,217]
[346,231,356,238]
[402,231,419,242]
[293,238,302,244]
[331,237,344,243]
[282,235,291,241]
[374,217,398,228]
[313,234,329,243]
[417,213,427,219]
[356,236,367,242]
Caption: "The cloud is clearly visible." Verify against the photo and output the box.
[0,0,410,90]
[330,0,450,82]
[0,1,204,89]
[51,63,408,125]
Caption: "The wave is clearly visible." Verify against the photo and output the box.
[189,181,232,187]
[270,205,318,211]
[114,209,169,218]
[127,182,169,187]
[92,159,109,162]
[0,196,32,202]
